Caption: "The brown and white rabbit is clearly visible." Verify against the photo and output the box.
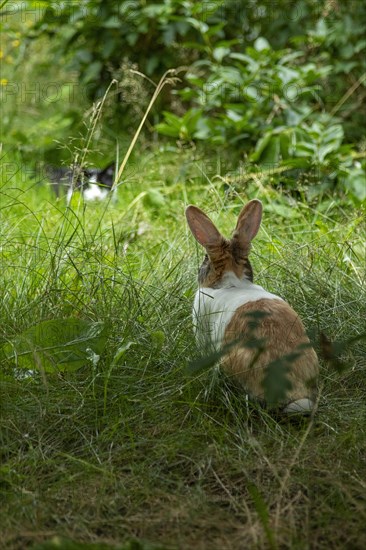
[186,199,319,413]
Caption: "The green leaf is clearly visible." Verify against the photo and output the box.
[155,122,180,138]
[281,158,311,169]
[82,61,102,83]
[183,109,204,133]
[258,136,281,166]
[343,168,366,202]
[262,362,292,407]
[102,17,122,29]
[318,143,339,163]
[322,124,344,144]
[229,52,259,69]
[250,131,273,162]
[185,17,209,34]
[111,341,135,367]
[294,143,317,157]
[254,37,271,51]
[213,47,230,62]
[262,353,303,406]
[75,49,92,63]
[187,349,223,375]
[3,319,108,373]
[279,132,291,159]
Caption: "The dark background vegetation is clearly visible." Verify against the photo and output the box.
[1,0,365,201]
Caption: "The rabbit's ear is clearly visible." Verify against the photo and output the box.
[234,199,263,244]
[186,205,223,248]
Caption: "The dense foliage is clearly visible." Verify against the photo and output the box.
[2,0,365,201]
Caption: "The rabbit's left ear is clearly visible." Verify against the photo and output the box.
[186,205,223,248]
[235,199,263,243]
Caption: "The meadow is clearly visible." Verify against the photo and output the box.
[1,1,366,548]
[1,146,365,549]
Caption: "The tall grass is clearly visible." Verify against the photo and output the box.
[1,150,366,549]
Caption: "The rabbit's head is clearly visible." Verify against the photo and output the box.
[186,200,263,288]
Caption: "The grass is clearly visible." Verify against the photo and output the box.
[1,148,366,549]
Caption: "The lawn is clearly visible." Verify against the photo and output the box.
[1,147,365,549]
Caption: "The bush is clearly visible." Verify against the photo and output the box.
[2,0,365,199]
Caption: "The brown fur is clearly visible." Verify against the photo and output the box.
[222,299,319,405]
[199,240,253,287]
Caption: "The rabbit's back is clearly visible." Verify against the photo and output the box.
[222,298,319,405]
[193,274,281,349]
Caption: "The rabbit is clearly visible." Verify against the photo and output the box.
[185,199,319,413]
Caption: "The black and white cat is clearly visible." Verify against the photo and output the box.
[46,163,116,202]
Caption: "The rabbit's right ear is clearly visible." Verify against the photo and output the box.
[234,199,263,244]
[186,205,223,248]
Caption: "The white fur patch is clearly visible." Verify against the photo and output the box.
[193,272,282,350]
[83,183,109,201]
[283,398,314,414]
[66,184,109,204]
